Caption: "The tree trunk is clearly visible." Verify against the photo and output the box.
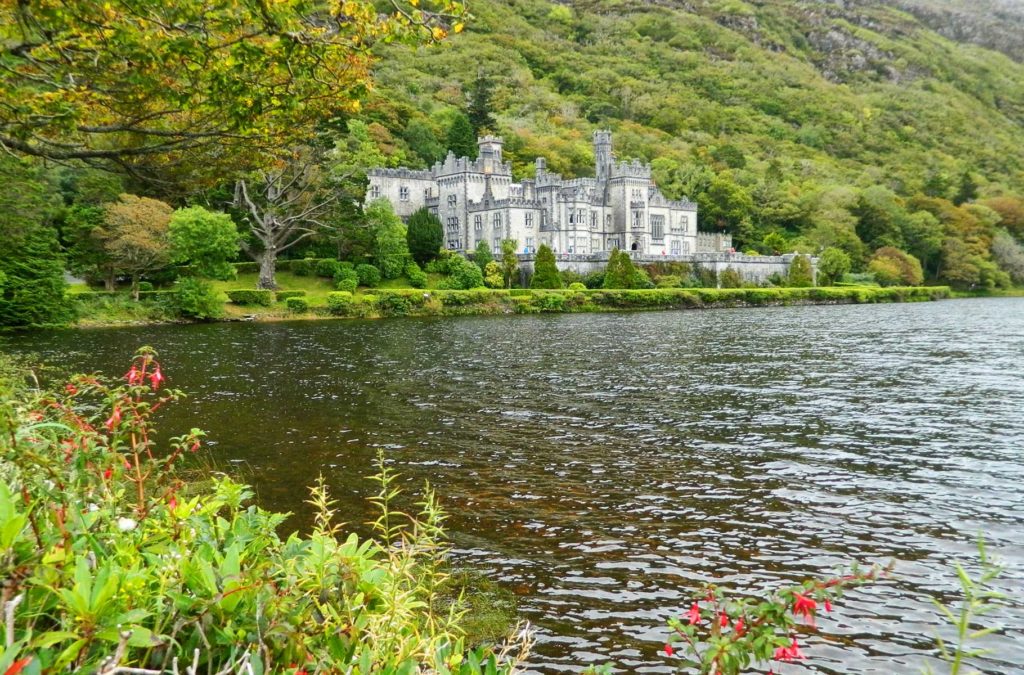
[131,274,140,301]
[105,269,116,292]
[257,250,278,289]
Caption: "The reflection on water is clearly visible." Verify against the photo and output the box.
[4,299,1024,673]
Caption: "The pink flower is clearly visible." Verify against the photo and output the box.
[734,617,745,636]
[168,495,178,510]
[103,467,112,481]
[664,644,674,657]
[825,599,833,612]
[719,611,729,627]
[687,601,701,625]
[65,383,78,395]
[149,366,164,390]
[190,440,200,452]
[104,406,121,431]
[793,592,817,625]
[774,638,806,662]
[126,366,142,385]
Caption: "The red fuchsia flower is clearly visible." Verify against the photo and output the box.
[719,611,729,627]
[734,617,745,636]
[825,599,833,612]
[149,365,164,390]
[664,644,674,657]
[190,440,200,452]
[168,495,178,510]
[774,639,806,662]
[103,467,112,481]
[104,406,121,431]
[123,459,132,470]
[65,383,78,395]
[687,602,701,625]
[792,592,817,625]
[126,366,143,385]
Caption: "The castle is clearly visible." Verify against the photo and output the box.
[366,131,732,257]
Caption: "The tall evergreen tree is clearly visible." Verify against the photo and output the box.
[954,170,979,206]
[530,244,562,289]
[467,71,496,135]
[445,112,478,159]
[602,248,645,288]
[406,208,444,266]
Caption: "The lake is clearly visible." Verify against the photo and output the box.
[4,298,1023,673]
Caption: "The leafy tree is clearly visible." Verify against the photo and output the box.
[445,112,478,159]
[168,207,240,280]
[441,255,484,289]
[719,267,743,288]
[817,247,852,285]
[530,244,562,289]
[922,172,951,199]
[0,225,72,327]
[990,230,1024,284]
[483,260,504,288]
[473,239,494,271]
[467,71,497,135]
[787,255,814,287]
[234,151,339,289]
[98,194,174,300]
[501,239,519,289]
[853,186,907,251]
[901,210,944,276]
[603,248,648,289]
[407,208,444,266]
[0,0,466,177]
[982,196,1024,241]
[869,247,924,286]
[63,205,115,289]
[697,172,755,246]
[368,201,410,279]
[762,231,788,255]
[403,119,445,166]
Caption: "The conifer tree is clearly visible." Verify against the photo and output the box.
[473,239,494,271]
[406,208,443,266]
[530,244,562,289]
[467,71,496,135]
[445,112,478,159]
[500,239,519,288]
[787,254,814,287]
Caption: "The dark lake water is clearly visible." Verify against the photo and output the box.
[4,299,1024,673]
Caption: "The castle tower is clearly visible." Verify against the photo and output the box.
[594,130,613,180]
[478,135,503,174]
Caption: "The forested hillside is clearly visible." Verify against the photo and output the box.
[357,0,1024,284]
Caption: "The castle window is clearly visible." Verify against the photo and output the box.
[493,212,502,228]
[671,240,681,255]
[424,188,432,199]
[447,194,457,207]
[526,236,535,251]
[651,215,665,240]
[632,210,643,229]
[474,215,483,232]
[680,215,689,233]
[577,209,586,227]
[525,213,534,229]
[590,212,598,230]
[493,237,502,254]
[369,184,381,199]
[399,186,409,201]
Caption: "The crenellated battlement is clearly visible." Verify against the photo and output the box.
[368,167,435,180]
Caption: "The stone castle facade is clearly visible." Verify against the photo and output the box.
[366,131,732,256]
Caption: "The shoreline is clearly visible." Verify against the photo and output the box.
[61,285,955,330]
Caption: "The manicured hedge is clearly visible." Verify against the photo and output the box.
[285,297,309,312]
[275,290,307,301]
[226,289,274,306]
[315,286,950,319]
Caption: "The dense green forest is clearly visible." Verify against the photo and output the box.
[3,0,1024,326]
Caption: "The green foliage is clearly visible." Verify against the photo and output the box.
[285,296,310,312]
[0,224,72,328]
[603,249,650,289]
[719,267,743,288]
[356,263,382,288]
[870,247,924,286]
[292,257,317,277]
[473,239,494,271]
[168,206,239,280]
[367,200,410,279]
[0,351,525,674]
[762,231,788,255]
[326,291,355,315]
[315,258,341,278]
[818,247,853,286]
[568,282,587,291]
[407,208,445,266]
[225,289,274,306]
[467,71,496,134]
[440,256,485,289]
[334,266,360,292]
[405,261,429,288]
[500,239,519,289]
[275,290,307,300]
[530,244,562,289]
[173,277,223,320]
[787,255,814,287]
[483,261,504,288]
[445,112,478,159]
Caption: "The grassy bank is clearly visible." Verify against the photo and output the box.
[70,283,952,327]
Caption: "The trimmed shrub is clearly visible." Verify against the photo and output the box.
[137,281,155,292]
[356,263,382,288]
[285,296,309,312]
[226,289,274,306]
[336,277,358,293]
[568,282,587,291]
[326,291,355,315]
[292,257,317,277]
[532,291,566,312]
[275,290,307,301]
[233,261,259,274]
[530,244,562,289]
[439,256,485,290]
[377,289,428,316]
[316,258,341,278]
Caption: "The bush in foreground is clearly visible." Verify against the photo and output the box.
[0,350,529,674]
[225,288,274,306]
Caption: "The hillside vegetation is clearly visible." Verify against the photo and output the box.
[353,0,1024,285]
